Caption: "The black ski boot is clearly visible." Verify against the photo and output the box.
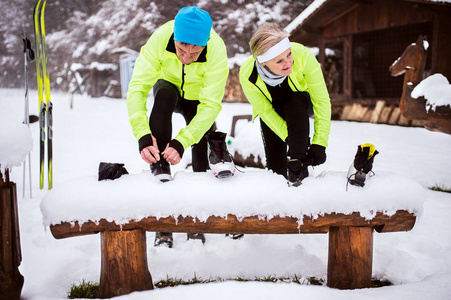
[226,234,244,240]
[287,159,309,187]
[347,143,379,188]
[187,233,206,244]
[151,160,172,182]
[154,232,173,248]
[206,131,236,178]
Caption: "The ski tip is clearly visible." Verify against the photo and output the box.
[287,180,303,187]
[155,173,173,183]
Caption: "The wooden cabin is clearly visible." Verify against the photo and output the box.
[286,0,451,125]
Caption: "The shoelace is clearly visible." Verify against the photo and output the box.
[214,146,223,159]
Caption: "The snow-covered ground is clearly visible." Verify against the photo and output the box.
[1,88,451,299]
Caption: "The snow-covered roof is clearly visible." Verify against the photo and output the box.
[285,0,451,34]
[285,0,327,33]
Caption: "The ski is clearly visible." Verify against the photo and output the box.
[33,0,45,190]
[40,0,53,190]
[33,0,53,190]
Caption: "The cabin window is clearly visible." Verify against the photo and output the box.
[323,39,344,96]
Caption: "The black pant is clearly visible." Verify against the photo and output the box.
[260,91,312,177]
[150,79,213,172]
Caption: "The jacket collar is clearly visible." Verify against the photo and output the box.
[166,33,208,63]
[248,61,299,91]
[249,62,259,84]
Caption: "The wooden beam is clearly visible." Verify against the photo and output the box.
[322,3,360,28]
[230,114,252,137]
[49,211,416,239]
[232,152,264,169]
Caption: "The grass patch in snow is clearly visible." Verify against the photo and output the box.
[154,274,326,288]
[67,279,99,299]
[429,184,451,193]
[67,275,392,298]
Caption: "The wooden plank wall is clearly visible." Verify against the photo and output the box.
[322,1,434,38]
[338,100,418,126]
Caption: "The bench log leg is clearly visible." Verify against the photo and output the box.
[327,226,373,289]
[99,229,153,298]
[1,177,24,300]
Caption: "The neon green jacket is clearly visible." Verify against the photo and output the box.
[239,42,331,147]
[127,21,229,150]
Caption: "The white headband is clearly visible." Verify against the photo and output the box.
[257,37,291,63]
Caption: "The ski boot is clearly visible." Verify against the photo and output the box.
[154,232,174,248]
[347,143,379,188]
[187,233,206,244]
[206,131,236,178]
[287,158,309,187]
[226,234,244,240]
[151,160,172,182]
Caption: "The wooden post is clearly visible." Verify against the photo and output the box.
[327,226,373,289]
[0,170,24,300]
[230,114,252,137]
[99,228,153,298]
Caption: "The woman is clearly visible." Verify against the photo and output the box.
[239,23,331,186]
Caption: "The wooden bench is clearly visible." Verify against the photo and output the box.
[229,114,265,169]
[49,210,416,298]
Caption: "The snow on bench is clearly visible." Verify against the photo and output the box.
[40,170,424,298]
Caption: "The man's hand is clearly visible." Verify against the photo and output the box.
[162,144,181,165]
[140,135,160,164]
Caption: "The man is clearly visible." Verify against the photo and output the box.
[127,6,234,247]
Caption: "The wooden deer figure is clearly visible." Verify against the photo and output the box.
[389,35,451,134]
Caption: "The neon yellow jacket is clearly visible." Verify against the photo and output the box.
[127,21,229,150]
[239,42,331,147]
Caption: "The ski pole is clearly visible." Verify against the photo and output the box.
[22,34,35,198]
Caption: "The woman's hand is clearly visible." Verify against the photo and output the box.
[307,144,326,166]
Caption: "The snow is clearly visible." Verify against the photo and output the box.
[284,0,328,34]
[0,101,33,176]
[1,88,451,299]
[411,73,451,111]
[228,53,250,68]
[40,170,425,228]
[88,62,118,71]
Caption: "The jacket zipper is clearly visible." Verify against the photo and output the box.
[181,64,186,99]
[288,76,301,92]
[252,75,299,102]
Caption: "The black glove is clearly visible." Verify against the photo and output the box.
[98,162,129,181]
[307,144,326,166]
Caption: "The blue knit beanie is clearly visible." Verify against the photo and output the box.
[174,6,212,46]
